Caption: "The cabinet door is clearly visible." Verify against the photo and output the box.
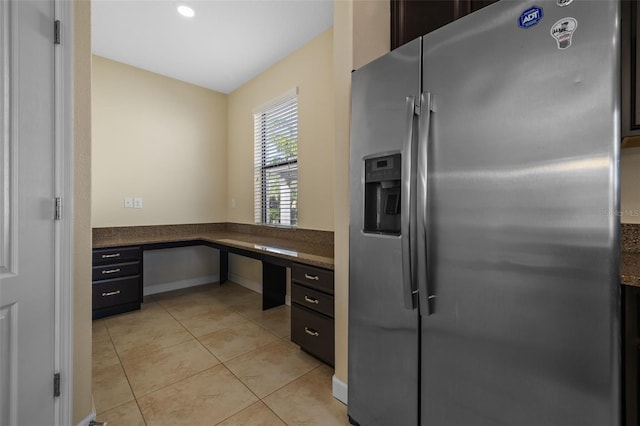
[391,0,497,49]
[622,0,640,137]
[624,285,640,426]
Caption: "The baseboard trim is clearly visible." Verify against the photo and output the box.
[229,273,262,294]
[75,411,95,426]
[332,375,348,405]
[143,275,219,296]
[229,273,291,305]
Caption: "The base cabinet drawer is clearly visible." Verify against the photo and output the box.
[292,283,334,317]
[92,245,143,319]
[291,263,334,366]
[93,246,141,265]
[291,304,334,366]
[93,276,141,310]
[291,263,334,294]
[92,261,141,281]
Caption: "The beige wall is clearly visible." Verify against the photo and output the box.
[226,28,334,231]
[226,29,334,287]
[91,56,228,227]
[73,0,93,423]
[333,0,389,385]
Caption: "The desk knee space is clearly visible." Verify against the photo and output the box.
[218,249,285,310]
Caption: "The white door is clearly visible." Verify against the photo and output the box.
[0,0,57,424]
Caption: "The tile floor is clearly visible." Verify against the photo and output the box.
[92,282,348,426]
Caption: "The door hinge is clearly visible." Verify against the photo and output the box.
[54,20,61,45]
[53,372,60,397]
[55,197,62,220]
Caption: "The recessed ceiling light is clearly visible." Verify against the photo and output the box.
[176,3,195,18]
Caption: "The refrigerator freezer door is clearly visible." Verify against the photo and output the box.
[420,1,620,425]
[348,38,421,426]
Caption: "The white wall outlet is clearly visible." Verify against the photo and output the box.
[134,197,143,209]
[231,198,236,209]
[124,197,133,208]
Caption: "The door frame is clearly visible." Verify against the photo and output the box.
[53,1,74,425]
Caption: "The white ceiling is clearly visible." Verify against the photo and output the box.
[92,0,334,94]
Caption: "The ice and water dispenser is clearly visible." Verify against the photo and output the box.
[364,153,402,235]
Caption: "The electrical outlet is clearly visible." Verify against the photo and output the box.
[134,197,143,209]
[124,197,133,208]
[231,198,236,209]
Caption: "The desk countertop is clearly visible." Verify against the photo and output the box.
[96,223,639,283]
[621,252,640,288]
[93,223,334,270]
[622,224,640,288]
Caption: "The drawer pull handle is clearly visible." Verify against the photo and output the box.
[304,327,319,337]
[102,290,121,297]
[304,296,319,304]
[101,253,121,259]
[101,268,121,275]
[304,273,319,281]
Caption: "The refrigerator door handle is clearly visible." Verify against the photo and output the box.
[417,92,434,315]
[401,95,418,310]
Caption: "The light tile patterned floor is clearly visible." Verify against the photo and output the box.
[92,282,348,426]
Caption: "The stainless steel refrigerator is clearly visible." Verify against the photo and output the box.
[348,1,621,425]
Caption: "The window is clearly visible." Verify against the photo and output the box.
[254,91,298,227]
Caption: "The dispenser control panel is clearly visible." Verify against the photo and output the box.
[365,154,401,183]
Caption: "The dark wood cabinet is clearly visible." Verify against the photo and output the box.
[622,1,640,138]
[290,263,335,366]
[92,246,143,319]
[623,284,640,426]
[391,0,497,49]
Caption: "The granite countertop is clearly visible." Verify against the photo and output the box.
[621,223,640,287]
[95,222,640,284]
[621,252,640,287]
[93,223,334,270]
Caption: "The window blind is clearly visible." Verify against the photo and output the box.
[254,94,298,227]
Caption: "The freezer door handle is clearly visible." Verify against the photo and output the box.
[417,92,435,315]
[401,96,418,310]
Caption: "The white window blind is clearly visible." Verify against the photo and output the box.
[254,93,298,227]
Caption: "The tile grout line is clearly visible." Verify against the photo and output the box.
[93,324,137,419]
[113,304,156,424]
[256,361,323,401]
[93,283,338,425]
[102,301,207,424]
[177,287,292,423]
[117,302,226,402]
[211,363,266,425]
[114,286,266,416]
[258,364,328,426]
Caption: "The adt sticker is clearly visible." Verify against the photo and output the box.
[519,6,544,29]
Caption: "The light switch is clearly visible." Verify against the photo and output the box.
[124,197,133,208]
[134,197,143,209]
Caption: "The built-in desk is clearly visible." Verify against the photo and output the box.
[92,223,334,314]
